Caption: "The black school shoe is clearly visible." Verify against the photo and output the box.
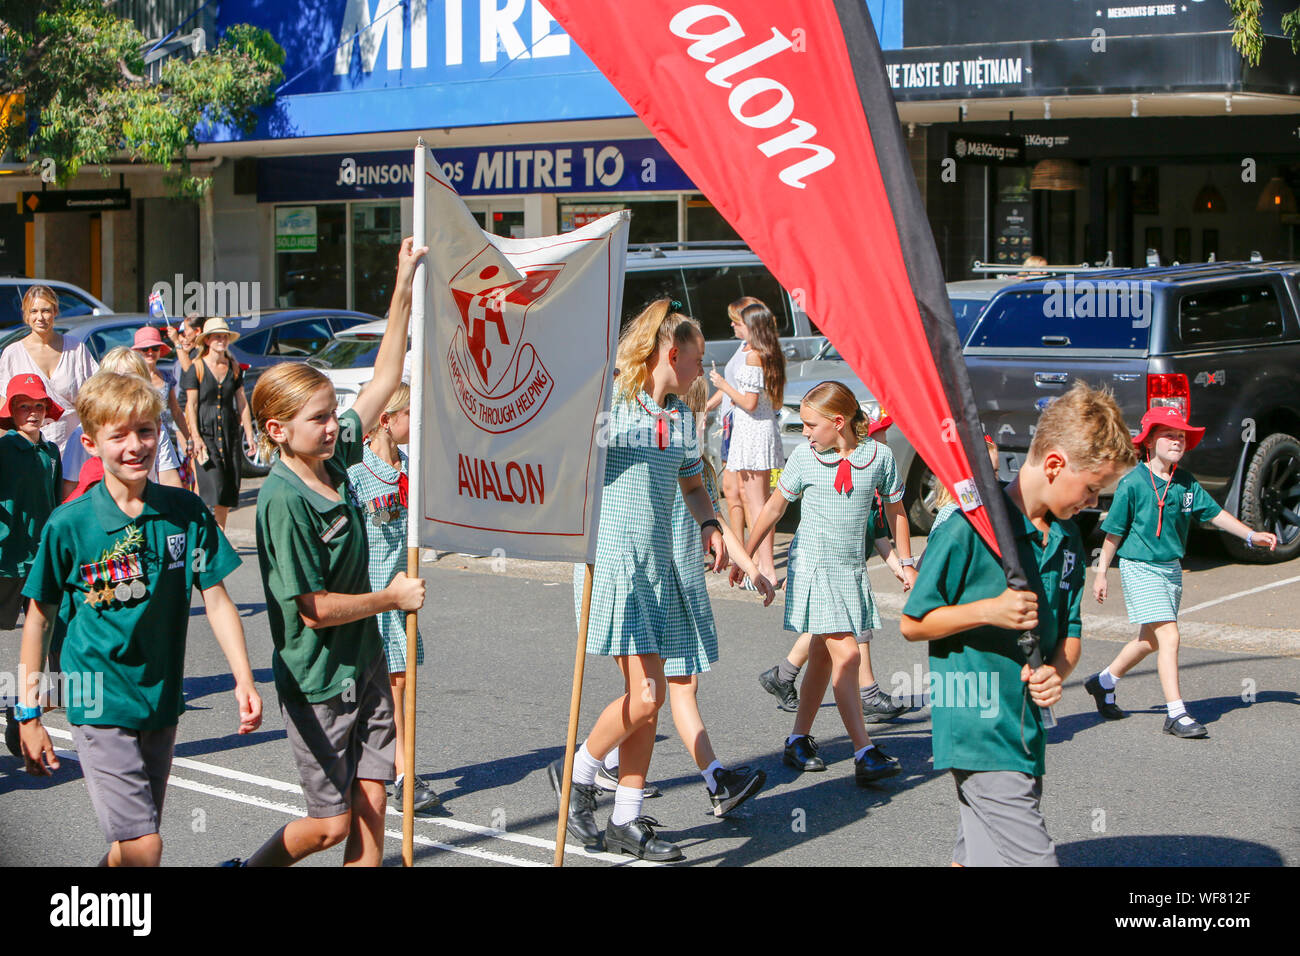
[604,816,682,862]
[546,758,603,847]
[854,745,901,785]
[1084,673,1128,720]
[759,666,800,712]
[394,774,441,813]
[783,734,825,772]
[708,766,766,817]
[1163,714,1208,739]
[594,764,662,798]
[862,694,907,723]
[4,708,20,759]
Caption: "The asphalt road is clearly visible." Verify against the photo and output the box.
[2,515,1297,867]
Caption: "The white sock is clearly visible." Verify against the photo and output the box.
[573,742,602,786]
[786,734,807,747]
[1166,699,1187,720]
[1099,669,1118,703]
[702,759,724,793]
[610,785,644,826]
[395,773,404,787]
[854,744,876,762]
[603,746,619,771]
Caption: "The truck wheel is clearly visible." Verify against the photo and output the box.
[1223,432,1300,564]
[906,462,940,535]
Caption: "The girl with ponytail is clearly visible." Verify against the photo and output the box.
[548,298,739,861]
[737,380,918,787]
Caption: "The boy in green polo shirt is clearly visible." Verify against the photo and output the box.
[902,383,1136,866]
[0,374,63,757]
[15,372,262,867]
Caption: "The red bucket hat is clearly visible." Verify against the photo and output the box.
[867,413,893,437]
[1133,406,1204,452]
[0,373,65,429]
[132,325,172,357]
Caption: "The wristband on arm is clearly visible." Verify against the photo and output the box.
[700,518,721,535]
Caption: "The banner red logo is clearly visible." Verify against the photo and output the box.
[446,253,562,433]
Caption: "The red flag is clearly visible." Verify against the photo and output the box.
[546,0,1022,570]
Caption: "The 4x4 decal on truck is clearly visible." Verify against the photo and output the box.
[1194,370,1226,387]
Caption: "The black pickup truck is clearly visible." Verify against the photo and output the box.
[963,262,1300,563]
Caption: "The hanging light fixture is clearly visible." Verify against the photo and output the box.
[1194,173,1226,214]
[1030,158,1084,190]
[1256,175,1297,213]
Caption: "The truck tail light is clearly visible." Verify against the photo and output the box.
[1147,373,1189,419]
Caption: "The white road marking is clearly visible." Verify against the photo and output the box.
[39,739,539,867]
[1182,574,1300,614]
[29,724,652,866]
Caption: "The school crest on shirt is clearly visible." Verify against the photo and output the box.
[1182,492,1194,513]
[1061,549,1076,588]
[166,533,187,570]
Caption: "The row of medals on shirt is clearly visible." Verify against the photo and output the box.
[366,493,403,525]
[82,525,149,606]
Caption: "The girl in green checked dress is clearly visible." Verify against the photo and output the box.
[596,378,772,818]
[547,299,730,862]
[345,382,438,813]
[1087,406,1276,738]
[738,381,914,787]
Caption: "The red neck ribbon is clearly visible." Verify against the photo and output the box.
[1148,457,1176,537]
[398,472,409,508]
[833,459,854,495]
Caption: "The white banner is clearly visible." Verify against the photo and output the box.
[412,146,629,562]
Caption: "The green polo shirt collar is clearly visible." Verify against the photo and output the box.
[90,480,168,533]
[267,458,348,514]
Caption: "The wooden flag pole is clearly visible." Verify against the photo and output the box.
[402,550,419,867]
[404,137,429,868]
[554,562,594,867]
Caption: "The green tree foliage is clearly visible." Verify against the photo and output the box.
[1228,0,1300,65]
[0,1,283,198]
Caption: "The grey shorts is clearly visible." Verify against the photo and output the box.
[281,654,396,818]
[0,577,26,630]
[952,769,1059,867]
[73,723,178,845]
[856,629,874,645]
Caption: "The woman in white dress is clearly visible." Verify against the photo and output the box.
[708,296,786,585]
[704,301,752,537]
[0,286,98,457]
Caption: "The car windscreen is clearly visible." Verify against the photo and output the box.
[966,287,1152,350]
[311,337,381,370]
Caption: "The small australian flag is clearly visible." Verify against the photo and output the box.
[148,290,168,323]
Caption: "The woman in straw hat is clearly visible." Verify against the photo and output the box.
[182,317,256,529]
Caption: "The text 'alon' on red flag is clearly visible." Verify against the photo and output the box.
[546,0,1018,561]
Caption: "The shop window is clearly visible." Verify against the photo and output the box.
[560,197,676,244]
[685,195,740,242]
[275,204,346,310]
[352,202,402,318]
[1179,284,1284,347]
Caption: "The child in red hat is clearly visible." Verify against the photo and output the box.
[1087,406,1276,738]
[0,375,64,755]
